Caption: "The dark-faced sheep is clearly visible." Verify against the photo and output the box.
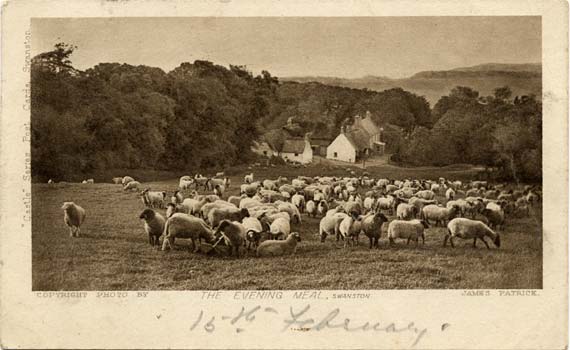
[361,212,389,249]
[208,207,249,229]
[61,202,86,237]
[387,219,429,246]
[139,209,165,247]
[215,220,246,257]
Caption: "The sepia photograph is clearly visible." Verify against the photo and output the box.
[29,16,544,291]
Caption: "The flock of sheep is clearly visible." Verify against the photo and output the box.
[60,171,541,258]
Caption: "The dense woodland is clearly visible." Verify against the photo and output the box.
[31,43,542,182]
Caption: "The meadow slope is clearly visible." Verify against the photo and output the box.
[32,165,542,290]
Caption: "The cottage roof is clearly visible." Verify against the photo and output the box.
[353,114,381,137]
[282,139,307,154]
[345,129,370,151]
[310,138,332,147]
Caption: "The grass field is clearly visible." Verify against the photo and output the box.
[32,164,542,290]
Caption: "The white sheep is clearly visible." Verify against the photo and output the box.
[61,202,86,237]
[396,203,418,220]
[445,188,456,200]
[112,177,122,184]
[387,219,429,246]
[319,212,348,242]
[445,218,501,249]
[244,173,254,184]
[421,204,459,226]
[363,197,376,213]
[139,208,165,247]
[292,194,305,213]
[269,217,290,240]
[277,201,301,224]
[141,189,166,208]
[257,232,301,257]
[338,212,360,247]
[317,200,329,217]
[172,190,184,204]
[306,200,317,217]
[415,190,435,200]
[122,176,135,186]
[123,181,141,191]
[161,213,215,252]
[214,184,225,198]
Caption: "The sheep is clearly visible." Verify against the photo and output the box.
[208,207,250,229]
[277,202,301,224]
[179,178,194,190]
[161,213,215,252]
[86,178,95,184]
[139,209,165,247]
[363,197,376,213]
[242,217,270,250]
[269,217,290,240]
[319,212,348,243]
[223,177,231,189]
[263,179,278,191]
[47,179,54,184]
[445,218,501,249]
[242,183,260,197]
[141,189,166,208]
[215,172,225,178]
[415,190,435,200]
[172,190,184,205]
[205,178,224,191]
[408,197,437,217]
[387,219,429,246]
[481,206,505,230]
[244,173,254,184]
[375,195,396,214]
[360,212,389,249]
[292,194,306,213]
[214,184,225,198]
[61,202,86,237]
[421,204,459,226]
[396,203,418,220]
[214,220,246,257]
[338,212,361,247]
[112,177,122,184]
[227,195,246,208]
[306,200,317,217]
[445,188,456,200]
[257,232,301,257]
[122,176,135,186]
[123,181,141,191]
[317,200,329,217]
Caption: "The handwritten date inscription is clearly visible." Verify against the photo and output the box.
[189,304,448,347]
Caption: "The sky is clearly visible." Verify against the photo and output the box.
[32,17,541,79]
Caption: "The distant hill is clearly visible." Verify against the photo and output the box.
[282,63,541,106]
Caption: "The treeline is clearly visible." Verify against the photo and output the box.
[31,43,541,182]
[31,43,275,179]
[394,86,542,182]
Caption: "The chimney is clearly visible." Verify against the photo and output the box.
[340,125,345,134]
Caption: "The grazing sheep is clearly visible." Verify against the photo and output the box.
[269,217,290,240]
[257,232,301,257]
[161,213,215,252]
[244,173,254,184]
[214,220,246,257]
[317,200,329,217]
[481,207,505,230]
[338,212,361,247]
[263,179,278,191]
[172,190,184,205]
[214,184,225,198]
[445,188,456,200]
[375,195,396,214]
[139,209,165,247]
[319,212,348,243]
[141,189,166,209]
[242,217,270,250]
[205,178,224,191]
[415,190,435,200]
[445,218,500,249]
[277,202,301,224]
[396,203,418,220]
[208,207,249,229]
[112,177,122,184]
[306,200,317,217]
[421,204,459,226]
[361,212,389,249]
[123,181,141,191]
[292,194,306,213]
[122,176,135,186]
[387,219,429,246]
[61,202,86,237]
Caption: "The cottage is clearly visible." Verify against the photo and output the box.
[326,111,386,163]
[281,135,313,164]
